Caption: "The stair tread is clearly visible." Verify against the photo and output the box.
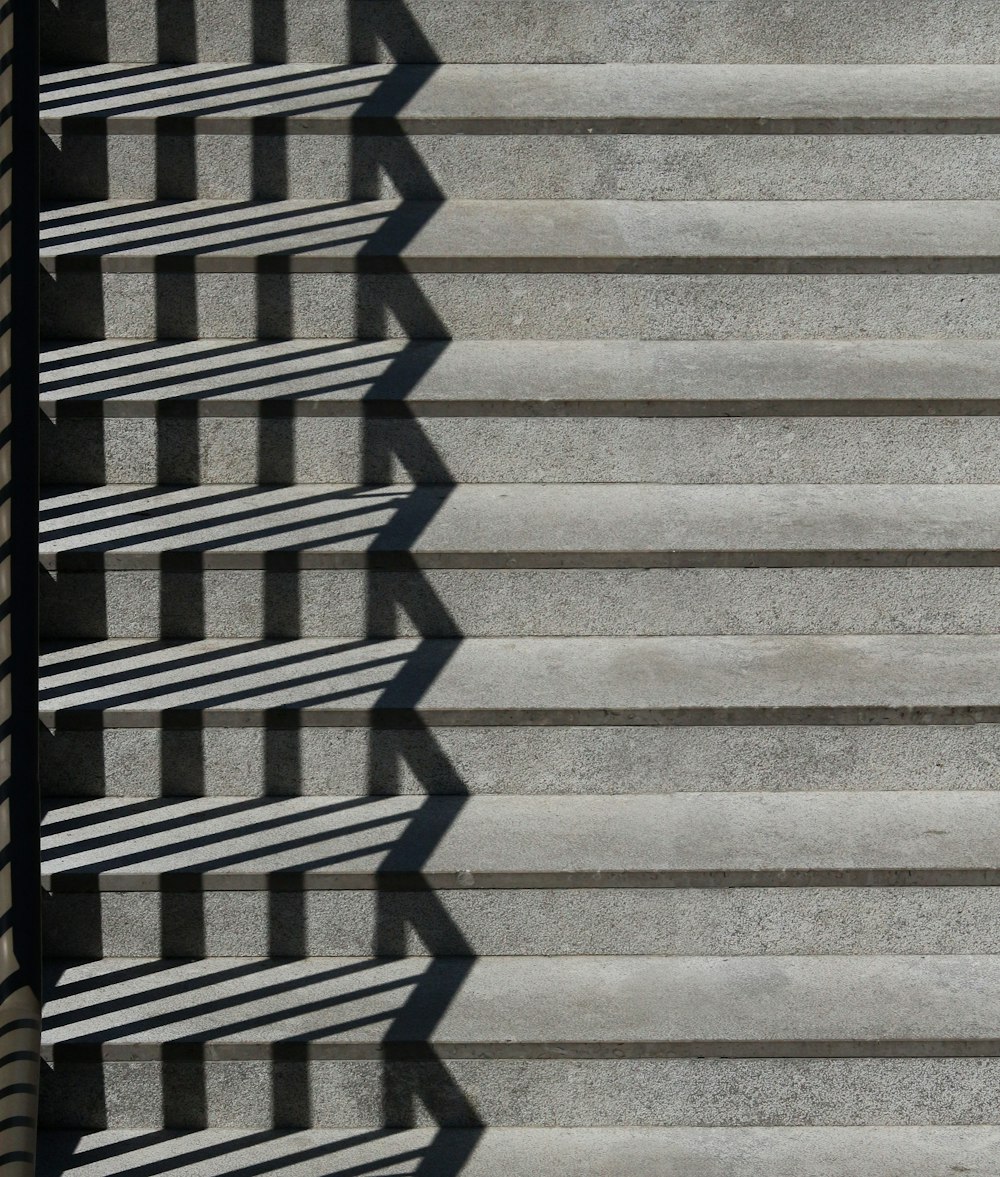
[38,483,1000,567]
[39,198,1000,273]
[40,339,1000,415]
[34,1126,1000,1177]
[38,634,1000,724]
[39,792,1000,888]
[40,953,1000,1056]
[40,63,1000,132]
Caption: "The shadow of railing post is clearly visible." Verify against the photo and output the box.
[1,0,41,1172]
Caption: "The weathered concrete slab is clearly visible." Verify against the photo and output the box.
[43,884,1000,958]
[42,339,1000,416]
[38,635,1000,725]
[39,199,1000,273]
[38,483,1000,567]
[40,64,1000,134]
[34,1126,1000,1177]
[39,0,1000,65]
[41,954,1000,1059]
[40,792,1000,889]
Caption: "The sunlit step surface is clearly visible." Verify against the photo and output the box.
[39,635,1000,725]
[40,199,1000,273]
[35,1126,1000,1177]
[42,954,1000,1059]
[40,63,1000,133]
[41,792,1000,890]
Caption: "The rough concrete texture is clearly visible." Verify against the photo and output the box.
[38,634,1000,725]
[43,885,1000,959]
[44,132,1000,203]
[36,1055,1000,1129]
[42,792,1000,889]
[39,724,1000,798]
[39,1,1000,64]
[39,6,1000,1151]
[40,954,1000,1057]
[40,64,1000,131]
[39,338,1000,414]
[41,271,1000,340]
[34,1126,1000,1177]
[37,483,1000,561]
[41,413,1000,484]
[42,131,1000,202]
[42,566,1000,640]
[39,199,1000,272]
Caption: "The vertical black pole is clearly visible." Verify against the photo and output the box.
[0,0,41,1169]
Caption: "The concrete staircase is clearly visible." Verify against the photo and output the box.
[36,2,1000,1173]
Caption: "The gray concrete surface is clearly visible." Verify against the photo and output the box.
[41,792,1000,889]
[37,634,1000,725]
[40,954,1000,1057]
[37,1055,1000,1129]
[43,885,1000,958]
[39,2,1000,1152]
[39,338,1000,414]
[34,1126,1000,1177]
[41,413,1000,484]
[37,482,1000,563]
[39,724,1000,798]
[42,566,1000,640]
[40,64,1000,132]
[39,199,1000,273]
[45,131,1000,202]
[39,0,1000,64]
[42,271,1000,340]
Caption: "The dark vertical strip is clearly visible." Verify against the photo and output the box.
[348,4,485,1170]
[10,0,40,995]
[4,0,42,1169]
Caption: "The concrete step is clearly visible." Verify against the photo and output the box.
[40,0,1000,66]
[42,63,1000,202]
[40,1049,1000,1130]
[43,877,1000,960]
[39,634,1000,727]
[34,1126,1000,1177]
[39,793,1000,957]
[43,271,1000,343]
[43,792,1000,890]
[41,953,1000,1059]
[36,952,1000,1129]
[37,338,1000,416]
[41,338,1000,485]
[40,483,1000,567]
[44,564,1000,640]
[43,413,1000,485]
[47,64,1000,135]
[40,198,1000,274]
[40,723,1000,801]
[41,1063,1000,1133]
[47,128,1000,204]
[38,483,1000,637]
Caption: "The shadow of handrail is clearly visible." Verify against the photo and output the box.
[37,1,488,1172]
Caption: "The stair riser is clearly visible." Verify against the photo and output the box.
[41,0,1000,65]
[42,887,1000,959]
[40,416,1000,484]
[38,1056,1000,1130]
[41,568,1000,640]
[44,133,1000,203]
[41,272,1000,341]
[40,725,1000,798]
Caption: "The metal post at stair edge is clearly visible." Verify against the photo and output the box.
[0,0,40,1171]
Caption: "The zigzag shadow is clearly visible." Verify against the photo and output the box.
[38,0,487,1172]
